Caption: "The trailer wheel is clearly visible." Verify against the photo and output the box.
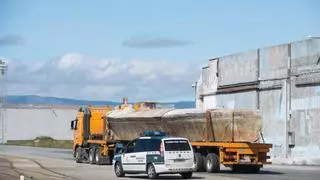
[194,153,205,172]
[205,153,220,173]
[89,148,96,164]
[95,148,103,165]
[75,147,82,163]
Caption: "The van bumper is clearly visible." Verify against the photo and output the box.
[154,164,196,174]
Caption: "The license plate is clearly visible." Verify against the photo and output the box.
[174,159,185,162]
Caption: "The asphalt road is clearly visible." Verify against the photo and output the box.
[0,145,72,160]
[0,145,319,180]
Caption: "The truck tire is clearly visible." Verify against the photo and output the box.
[205,153,220,173]
[89,148,96,164]
[95,148,103,165]
[114,162,125,177]
[75,147,82,163]
[194,153,205,172]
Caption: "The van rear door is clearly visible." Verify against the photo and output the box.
[163,139,194,168]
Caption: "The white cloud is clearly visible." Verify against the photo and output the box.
[57,53,84,70]
[4,53,200,101]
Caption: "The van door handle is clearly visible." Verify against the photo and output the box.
[130,155,136,158]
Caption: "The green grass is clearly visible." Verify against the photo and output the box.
[6,136,73,149]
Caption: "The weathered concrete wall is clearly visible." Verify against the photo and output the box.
[291,38,320,86]
[260,43,289,80]
[290,85,320,164]
[215,91,258,109]
[260,89,286,158]
[197,59,219,109]
[218,50,258,86]
[199,59,218,95]
[288,38,320,164]
[291,38,320,69]
[5,107,77,140]
[203,95,217,110]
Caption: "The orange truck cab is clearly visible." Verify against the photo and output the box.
[70,106,125,165]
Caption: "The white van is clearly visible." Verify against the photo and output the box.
[113,131,195,179]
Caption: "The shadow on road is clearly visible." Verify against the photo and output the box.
[126,175,205,179]
[216,169,284,175]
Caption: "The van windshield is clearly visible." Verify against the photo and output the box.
[164,140,191,151]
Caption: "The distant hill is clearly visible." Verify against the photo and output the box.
[6,95,195,109]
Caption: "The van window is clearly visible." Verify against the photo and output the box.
[125,140,136,153]
[134,139,162,152]
[134,139,148,152]
[147,139,161,151]
[164,140,191,151]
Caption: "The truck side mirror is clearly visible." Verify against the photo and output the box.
[70,120,78,130]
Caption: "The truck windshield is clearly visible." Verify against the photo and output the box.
[164,140,191,151]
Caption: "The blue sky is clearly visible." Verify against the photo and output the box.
[0,0,319,101]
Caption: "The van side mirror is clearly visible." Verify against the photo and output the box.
[70,119,78,130]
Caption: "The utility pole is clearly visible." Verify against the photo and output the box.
[0,60,7,144]
[191,82,197,108]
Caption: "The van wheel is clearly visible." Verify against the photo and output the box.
[147,164,158,179]
[194,153,205,172]
[114,162,125,177]
[205,153,220,173]
[89,148,95,164]
[95,148,103,165]
[75,147,82,163]
[181,172,193,179]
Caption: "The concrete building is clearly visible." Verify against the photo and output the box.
[196,37,320,164]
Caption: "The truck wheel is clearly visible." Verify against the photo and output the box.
[181,172,193,179]
[95,148,103,165]
[89,148,96,164]
[205,153,220,173]
[114,162,125,177]
[75,147,82,163]
[147,164,158,179]
[194,153,205,172]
